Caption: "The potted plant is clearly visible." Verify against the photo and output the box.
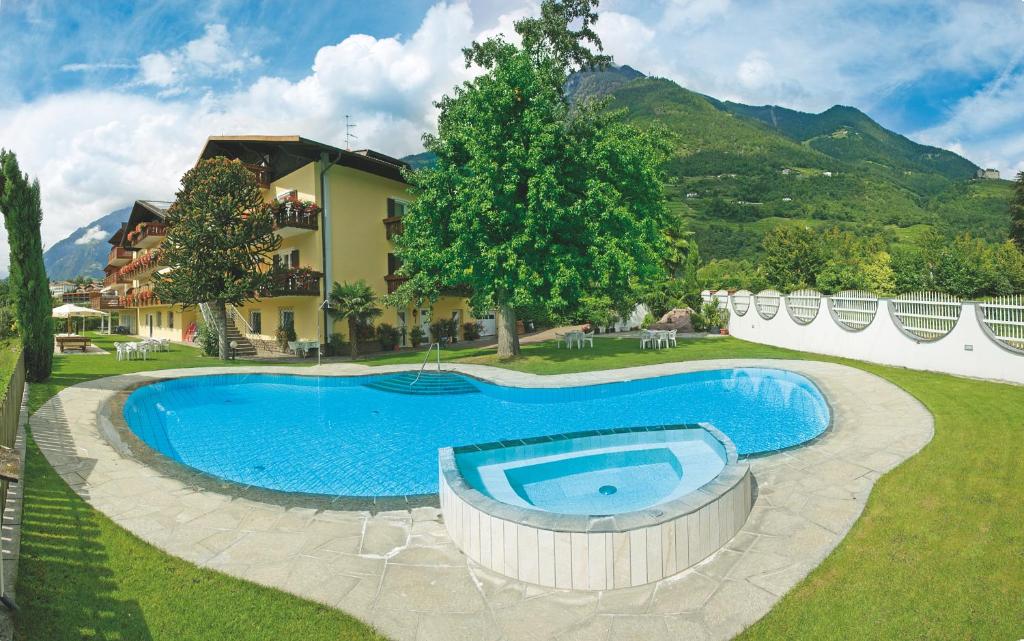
[409,326,425,348]
[719,308,731,335]
[276,320,296,352]
[700,300,722,334]
[462,321,482,341]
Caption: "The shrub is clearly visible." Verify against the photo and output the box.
[409,326,425,347]
[377,323,401,351]
[0,306,17,339]
[196,322,219,356]
[429,319,458,343]
[640,312,655,329]
[276,320,296,352]
[325,332,348,356]
[700,301,723,330]
[462,321,482,341]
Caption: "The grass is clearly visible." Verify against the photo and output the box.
[16,333,383,641]
[14,332,1024,639]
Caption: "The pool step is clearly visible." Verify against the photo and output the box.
[363,371,479,395]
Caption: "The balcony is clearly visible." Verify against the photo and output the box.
[120,288,161,308]
[103,270,130,287]
[118,250,162,281]
[264,267,322,297]
[107,246,133,267]
[95,294,125,311]
[127,222,167,249]
[383,216,404,240]
[270,199,320,239]
[385,274,408,294]
[245,163,270,188]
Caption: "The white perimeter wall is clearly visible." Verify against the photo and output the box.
[727,297,1024,386]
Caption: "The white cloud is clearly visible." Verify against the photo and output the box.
[137,23,261,89]
[1,0,1022,278]
[75,225,108,244]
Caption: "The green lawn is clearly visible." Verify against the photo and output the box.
[16,334,383,641]
[14,333,1024,639]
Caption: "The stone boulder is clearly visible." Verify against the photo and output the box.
[650,307,695,332]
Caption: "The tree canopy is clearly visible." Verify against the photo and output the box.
[155,157,281,358]
[0,149,52,381]
[1011,170,1024,251]
[392,0,669,356]
[328,280,381,360]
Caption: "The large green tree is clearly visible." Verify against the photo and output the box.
[327,280,381,360]
[0,149,52,381]
[155,158,281,359]
[1011,170,1024,251]
[392,0,668,357]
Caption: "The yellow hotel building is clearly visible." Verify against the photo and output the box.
[103,135,487,353]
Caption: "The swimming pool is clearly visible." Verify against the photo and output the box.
[122,367,829,497]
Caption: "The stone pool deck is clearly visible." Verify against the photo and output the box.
[30,360,933,641]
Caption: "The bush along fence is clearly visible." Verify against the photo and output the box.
[702,289,1024,385]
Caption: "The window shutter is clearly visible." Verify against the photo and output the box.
[290,249,300,267]
[387,198,395,217]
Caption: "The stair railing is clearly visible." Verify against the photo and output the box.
[409,342,442,386]
[226,304,275,355]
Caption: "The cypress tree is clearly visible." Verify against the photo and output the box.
[0,149,53,381]
[1011,170,1024,252]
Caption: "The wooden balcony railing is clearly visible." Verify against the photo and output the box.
[270,200,319,234]
[385,274,408,294]
[264,267,322,297]
[120,288,160,308]
[244,163,270,188]
[383,216,404,240]
[107,246,132,267]
[118,250,162,281]
[103,271,129,287]
[127,223,167,248]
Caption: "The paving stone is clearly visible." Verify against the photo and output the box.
[30,359,934,641]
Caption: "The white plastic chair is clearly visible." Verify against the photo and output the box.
[554,333,566,349]
[654,330,669,349]
[640,330,656,350]
[667,329,677,347]
[580,330,594,348]
[114,342,126,361]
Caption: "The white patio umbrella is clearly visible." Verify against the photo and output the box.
[52,303,108,335]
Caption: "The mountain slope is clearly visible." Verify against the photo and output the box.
[43,206,129,280]
[711,100,977,180]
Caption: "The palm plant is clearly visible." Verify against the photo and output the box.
[328,280,382,359]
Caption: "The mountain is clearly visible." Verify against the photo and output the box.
[43,206,129,280]
[398,68,1016,264]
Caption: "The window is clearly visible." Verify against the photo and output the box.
[274,249,300,269]
[387,198,408,217]
[250,311,262,334]
[168,311,174,329]
[156,312,162,327]
[387,253,402,275]
[280,308,295,330]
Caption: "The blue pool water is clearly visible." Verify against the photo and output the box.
[456,428,729,514]
[123,368,829,497]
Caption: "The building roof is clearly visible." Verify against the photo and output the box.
[197,135,409,184]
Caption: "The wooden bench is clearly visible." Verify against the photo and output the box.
[56,336,91,353]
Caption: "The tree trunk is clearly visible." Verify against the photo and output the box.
[348,317,359,360]
[210,300,230,360]
[496,303,520,359]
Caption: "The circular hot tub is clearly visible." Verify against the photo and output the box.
[439,424,752,590]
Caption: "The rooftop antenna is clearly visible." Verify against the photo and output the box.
[344,115,357,151]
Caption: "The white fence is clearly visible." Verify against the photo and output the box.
[785,289,821,324]
[891,292,962,340]
[978,295,1024,351]
[754,289,782,320]
[727,289,1024,385]
[732,290,752,317]
[829,290,878,331]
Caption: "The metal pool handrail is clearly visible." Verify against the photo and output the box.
[410,342,442,386]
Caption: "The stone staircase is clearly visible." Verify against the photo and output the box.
[224,316,258,358]
[362,371,479,395]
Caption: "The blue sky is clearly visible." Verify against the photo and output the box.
[0,0,1023,265]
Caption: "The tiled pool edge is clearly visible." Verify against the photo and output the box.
[440,424,753,589]
[29,359,935,641]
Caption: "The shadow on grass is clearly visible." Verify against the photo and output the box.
[15,428,154,641]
